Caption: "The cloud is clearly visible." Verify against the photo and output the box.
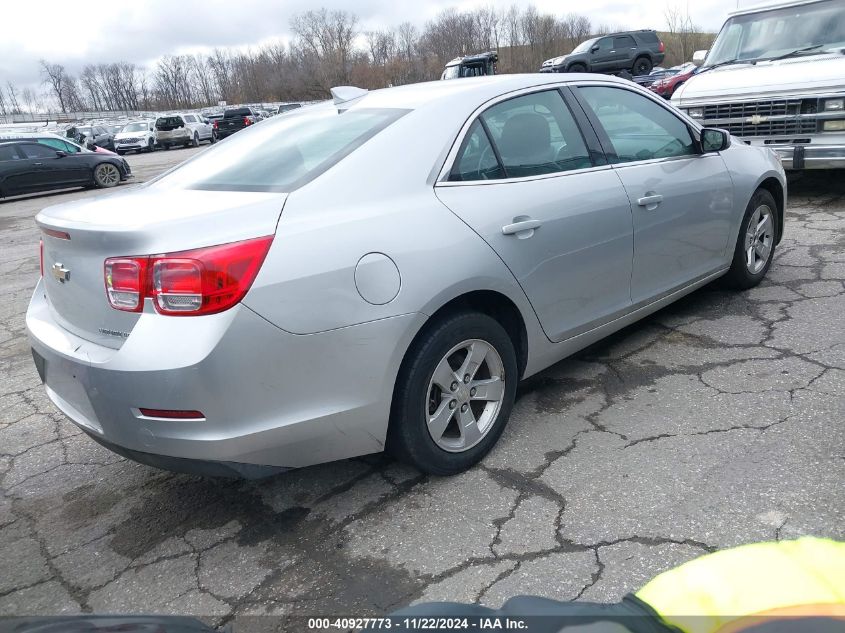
[1,0,737,91]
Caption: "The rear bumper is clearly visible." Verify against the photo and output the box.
[768,144,845,170]
[26,279,423,473]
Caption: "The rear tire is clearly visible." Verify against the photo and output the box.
[387,311,518,475]
[633,56,653,76]
[722,189,778,290]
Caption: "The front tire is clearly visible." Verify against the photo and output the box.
[568,63,587,73]
[191,133,199,148]
[146,138,154,152]
[723,189,778,289]
[387,311,518,475]
[93,163,121,189]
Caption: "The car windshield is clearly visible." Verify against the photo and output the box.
[151,103,407,193]
[122,122,148,132]
[572,37,598,53]
[705,0,845,66]
[77,126,92,135]
[441,65,461,79]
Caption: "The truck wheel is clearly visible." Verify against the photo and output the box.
[722,189,778,290]
[210,130,217,144]
[568,63,587,72]
[387,311,518,475]
[191,133,199,148]
[633,57,652,76]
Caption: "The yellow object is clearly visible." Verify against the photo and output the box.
[636,537,845,633]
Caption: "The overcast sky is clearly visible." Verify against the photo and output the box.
[3,0,743,92]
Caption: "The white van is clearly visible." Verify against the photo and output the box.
[672,0,845,169]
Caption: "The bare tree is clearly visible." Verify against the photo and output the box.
[6,82,21,113]
[40,60,71,112]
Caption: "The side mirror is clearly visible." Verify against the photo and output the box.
[701,128,729,153]
[692,50,708,66]
[55,150,67,158]
[591,45,600,53]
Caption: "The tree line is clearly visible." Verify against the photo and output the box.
[0,4,713,116]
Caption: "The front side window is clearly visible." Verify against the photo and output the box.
[596,38,614,52]
[38,138,70,152]
[579,86,695,163]
[480,90,592,178]
[184,115,197,123]
[152,104,407,193]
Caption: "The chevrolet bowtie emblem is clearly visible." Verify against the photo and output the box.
[51,262,70,283]
[749,114,767,125]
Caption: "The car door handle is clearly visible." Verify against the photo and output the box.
[637,194,664,207]
[502,219,542,235]
[33,162,44,166]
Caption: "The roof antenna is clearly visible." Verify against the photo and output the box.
[331,86,368,108]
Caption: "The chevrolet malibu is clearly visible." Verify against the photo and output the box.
[27,75,786,478]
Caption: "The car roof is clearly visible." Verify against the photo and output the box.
[728,0,827,16]
[346,73,632,110]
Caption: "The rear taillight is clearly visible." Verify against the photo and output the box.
[105,258,148,312]
[243,117,251,126]
[213,120,218,129]
[104,236,273,316]
[658,41,665,53]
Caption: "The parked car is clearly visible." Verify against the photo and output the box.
[27,75,784,478]
[76,125,116,152]
[540,30,666,76]
[114,120,157,154]
[673,0,845,169]
[154,113,215,150]
[0,139,131,198]
[441,52,498,79]
[632,66,673,86]
[276,103,302,115]
[216,107,260,139]
[649,63,697,98]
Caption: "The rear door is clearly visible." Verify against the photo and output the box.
[613,35,637,69]
[435,88,634,343]
[0,144,26,195]
[573,83,734,304]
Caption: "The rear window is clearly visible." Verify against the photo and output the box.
[224,108,252,118]
[152,104,407,193]
[156,117,183,130]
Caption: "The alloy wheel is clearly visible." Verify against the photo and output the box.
[96,164,120,187]
[425,339,505,452]
[745,204,774,274]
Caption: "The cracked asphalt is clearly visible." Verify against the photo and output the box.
[1,151,843,629]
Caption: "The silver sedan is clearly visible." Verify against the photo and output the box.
[27,75,786,477]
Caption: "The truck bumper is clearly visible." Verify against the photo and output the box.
[769,144,845,170]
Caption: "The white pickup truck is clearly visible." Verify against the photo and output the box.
[672,0,845,169]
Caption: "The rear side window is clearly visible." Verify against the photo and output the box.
[184,115,197,123]
[153,105,408,193]
[615,35,636,48]
[480,90,592,178]
[450,121,505,181]
[20,143,58,159]
[579,86,695,162]
[0,145,20,161]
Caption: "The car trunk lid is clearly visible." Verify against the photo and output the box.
[37,187,286,349]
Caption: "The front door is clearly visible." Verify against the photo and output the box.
[435,89,634,342]
[575,84,734,304]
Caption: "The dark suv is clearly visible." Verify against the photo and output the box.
[540,30,665,76]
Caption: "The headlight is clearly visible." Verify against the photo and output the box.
[822,120,845,131]
[687,108,704,119]
[823,98,844,111]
